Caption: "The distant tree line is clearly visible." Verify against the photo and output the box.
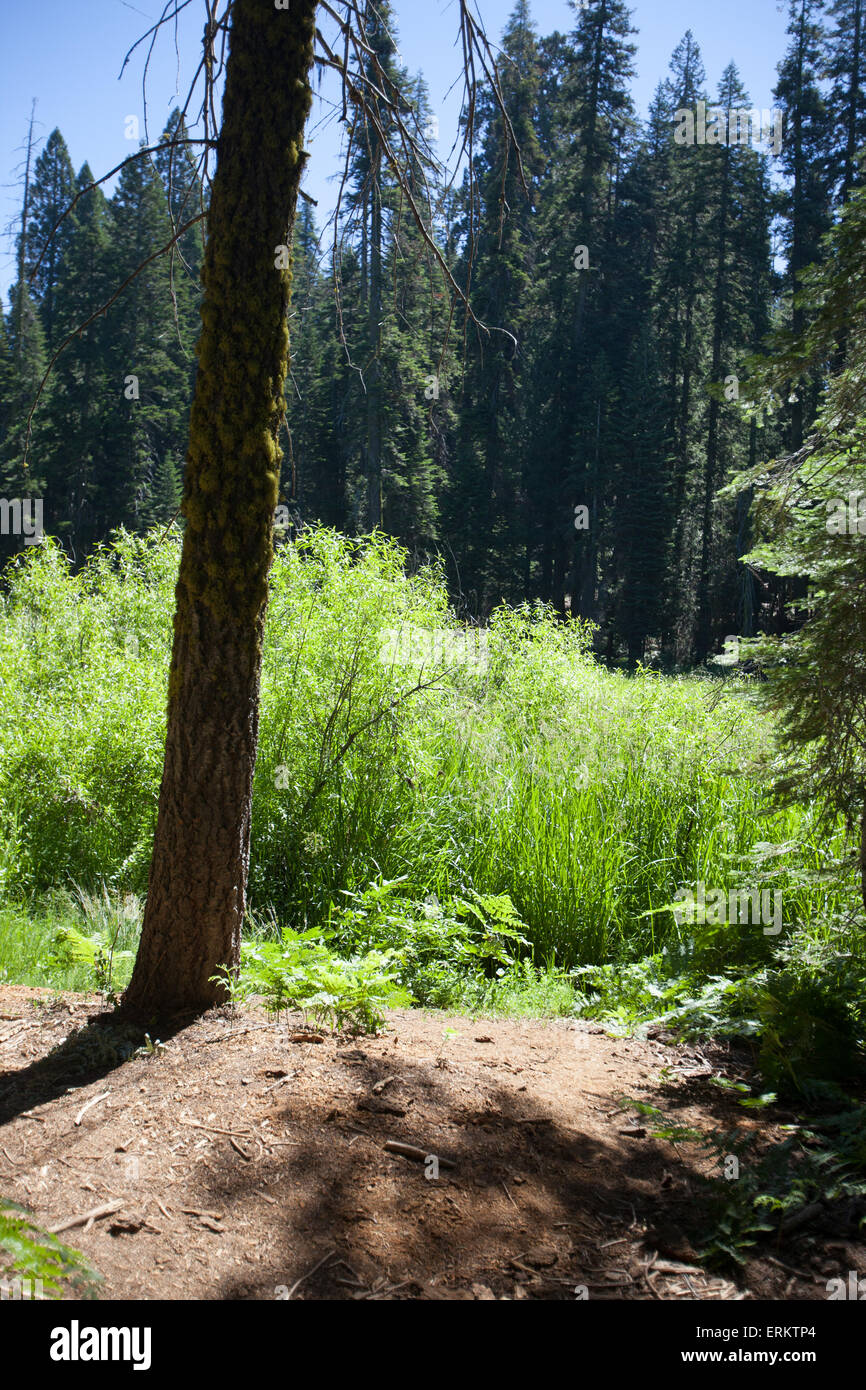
[1,0,863,665]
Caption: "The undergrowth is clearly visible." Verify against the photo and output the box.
[0,1200,102,1299]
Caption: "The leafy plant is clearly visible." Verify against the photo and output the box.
[217,924,413,1035]
[0,1199,102,1299]
[324,880,531,1007]
[46,886,140,1002]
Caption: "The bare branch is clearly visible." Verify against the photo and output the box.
[26,139,215,287]
[118,0,195,79]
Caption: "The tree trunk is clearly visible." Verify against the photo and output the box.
[122,0,318,1019]
[695,134,732,664]
[367,174,383,530]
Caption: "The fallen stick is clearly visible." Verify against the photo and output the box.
[195,1024,278,1047]
[179,1118,254,1139]
[651,1258,705,1275]
[383,1140,455,1169]
[284,1248,336,1301]
[780,1202,823,1236]
[75,1091,111,1126]
[48,1200,124,1235]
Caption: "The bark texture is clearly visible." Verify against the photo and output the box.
[122,0,318,1017]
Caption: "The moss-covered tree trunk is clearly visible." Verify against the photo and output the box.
[122,0,318,1018]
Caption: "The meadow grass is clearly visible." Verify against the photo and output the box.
[0,526,859,1017]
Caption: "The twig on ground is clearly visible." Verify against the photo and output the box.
[74,1092,111,1126]
[48,1200,124,1235]
[384,1140,455,1169]
[285,1248,337,1301]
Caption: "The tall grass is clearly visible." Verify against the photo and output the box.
[0,526,857,986]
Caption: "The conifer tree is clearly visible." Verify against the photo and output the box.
[1,281,48,560]
[99,151,188,534]
[825,0,866,207]
[449,0,543,612]
[42,163,112,551]
[122,0,320,1016]
[774,0,832,447]
[23,128,77,351]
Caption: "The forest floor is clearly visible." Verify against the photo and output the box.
[0,984,861,1301]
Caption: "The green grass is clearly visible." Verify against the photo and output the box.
[0,888,141,996]
[0,525,863,1068]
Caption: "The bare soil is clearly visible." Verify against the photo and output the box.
[0,985,861,1301]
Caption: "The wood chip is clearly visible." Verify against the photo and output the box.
[358,1098,406,1117]
[0,1020,36,1045]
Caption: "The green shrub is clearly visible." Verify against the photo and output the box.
[0,1200,102,1299]
[222,920,413,1034]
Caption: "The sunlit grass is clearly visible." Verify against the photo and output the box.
[0,526,858,999]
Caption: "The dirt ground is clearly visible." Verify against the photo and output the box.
[0,984,861,1301]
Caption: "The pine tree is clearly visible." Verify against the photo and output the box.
[41,163,112,552]
[340,2,447,546]
[528,0,638,619]
[143,450,182,528]
[774,0,832,447]
[825,0,866,207]
[1,281,48,560]
[99,150,188,535]
[122,0,320,1017]
[449,0,544,613]
[23,128,77,350]
[693,64,772,661]
[284,202,354,529]
[154,110,207,388]
[736,183,866,905]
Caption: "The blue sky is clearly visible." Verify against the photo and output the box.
[0,0,790,303]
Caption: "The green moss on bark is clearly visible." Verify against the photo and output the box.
[174,0,316,652]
